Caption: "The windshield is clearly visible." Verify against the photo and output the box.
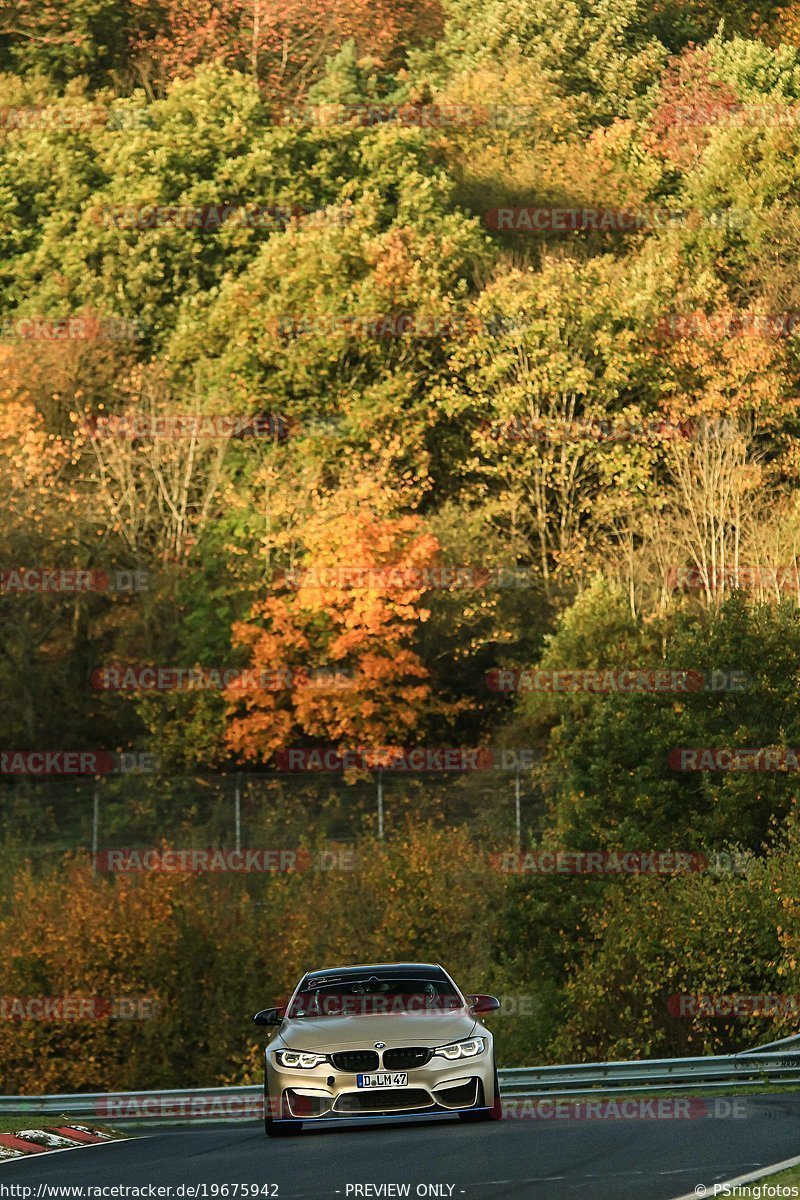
[287,975,463,1018]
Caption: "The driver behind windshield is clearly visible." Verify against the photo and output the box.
[288,976,462,1018]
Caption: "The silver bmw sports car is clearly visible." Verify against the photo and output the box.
[253,961,502,1135]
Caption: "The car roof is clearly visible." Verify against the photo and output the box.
[303,963,448,983]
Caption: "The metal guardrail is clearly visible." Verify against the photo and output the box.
[738,1031,800,1055]
[498,1050,800,1097]
[2,1050,800,1122]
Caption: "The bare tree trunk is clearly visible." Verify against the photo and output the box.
[659,418,757,608]
[251,0,261,82]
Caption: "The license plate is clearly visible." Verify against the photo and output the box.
[356,1072,408,1088]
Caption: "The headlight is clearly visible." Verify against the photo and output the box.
[434,1036,486,1060]
[274,1049,328,1069]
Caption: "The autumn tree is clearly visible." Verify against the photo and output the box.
[128,1,443,99]
[0,0,132,80]
[646,45,742,173]
[225,494,450,761]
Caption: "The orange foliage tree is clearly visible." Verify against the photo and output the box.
[646,46,741,173]
[129,0,443,99]
[656,304,800,470]
[224,504,449,762]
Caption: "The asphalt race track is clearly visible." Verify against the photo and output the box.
[4,1093,800,1200]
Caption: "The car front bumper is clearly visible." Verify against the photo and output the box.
[265,1050,496,1120]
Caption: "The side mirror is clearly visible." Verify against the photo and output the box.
[253,1007,285,1026]
[465,994,501,1015]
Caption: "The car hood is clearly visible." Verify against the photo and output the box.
[274,1011,479,1051]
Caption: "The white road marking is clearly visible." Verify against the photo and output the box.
[668,1153,800,1200]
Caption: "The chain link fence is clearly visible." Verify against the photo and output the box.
[0,767,543,870]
